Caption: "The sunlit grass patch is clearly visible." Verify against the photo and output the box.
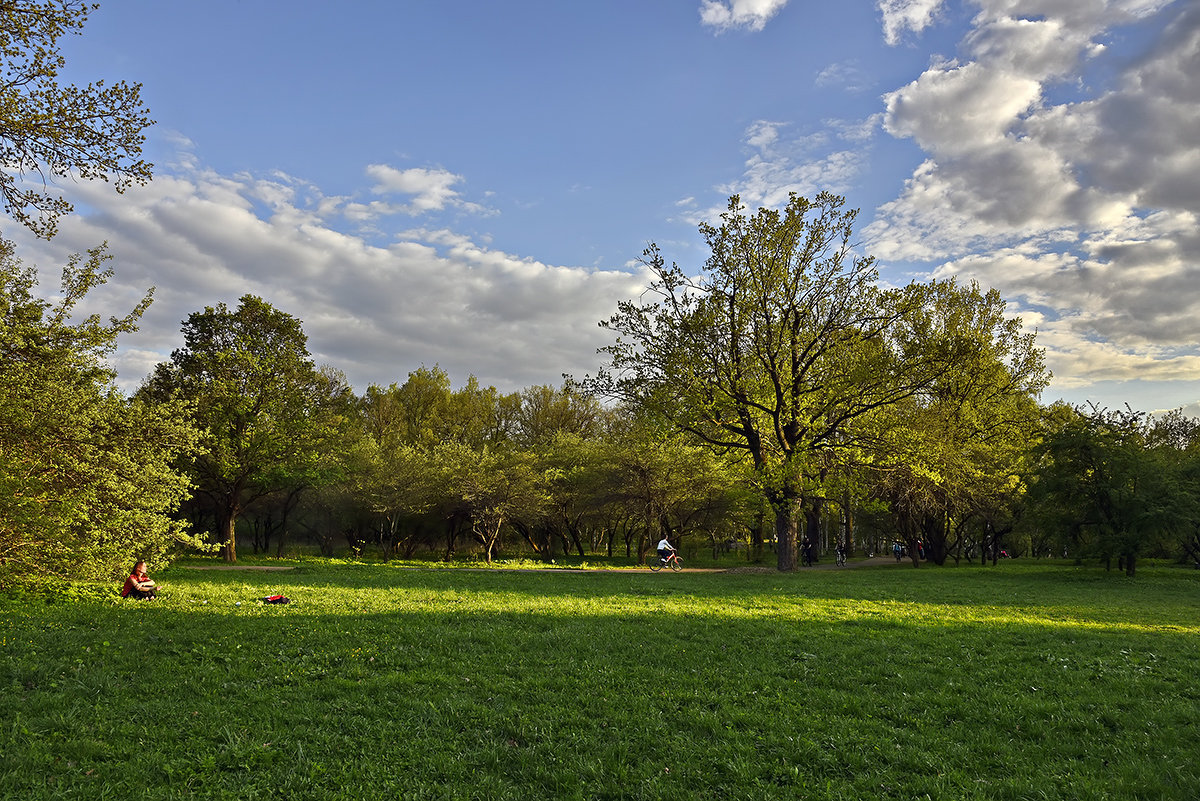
[2,561,1198,799]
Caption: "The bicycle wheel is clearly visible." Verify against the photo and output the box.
[649,561,662,572]
[669,559,682,572]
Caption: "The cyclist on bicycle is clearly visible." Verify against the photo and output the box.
[656,536,676,566]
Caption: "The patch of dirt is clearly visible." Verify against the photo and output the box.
[721,566,780,575]
[180,565,296,571]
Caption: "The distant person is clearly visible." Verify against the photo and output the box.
[656,536,676,566]
[835,541,847,566]
[893,542,903,562]
[802,538,814,567]
[121,560,158,600]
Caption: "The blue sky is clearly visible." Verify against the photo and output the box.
[11,0,1200,415]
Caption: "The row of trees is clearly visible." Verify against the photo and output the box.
[1028,405,1200,576]
[8,218,1200,579]
[135,299,757,567]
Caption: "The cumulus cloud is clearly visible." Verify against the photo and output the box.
[867,0,1200,393]
[8,157,649,395]
[354,164,495,219]
[878,0,948,45]
[699,0,791,32]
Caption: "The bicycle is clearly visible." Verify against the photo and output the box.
[649,552,682,572]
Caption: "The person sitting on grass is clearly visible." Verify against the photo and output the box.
[656,536,676,566]
[121,560,158,600]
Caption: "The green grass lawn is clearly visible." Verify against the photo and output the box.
[2,561,1198,800]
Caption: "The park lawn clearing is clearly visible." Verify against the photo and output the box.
[2,562,1198,800]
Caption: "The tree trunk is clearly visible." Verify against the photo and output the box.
[275,487,302,560]
[443,517,461,561]
[482,519,503,565]
[637,525,651,564]
[566,520,585,557]
[805,500,823,563]
[220,507,238,562]
[774,497,799,572]
[514,520,545,556]
[842,494,855,556]
[750,510,765,562]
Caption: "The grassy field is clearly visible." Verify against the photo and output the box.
[2,560,1198,800]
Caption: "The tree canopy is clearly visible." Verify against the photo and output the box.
[587,193,1048,570]
[140,295,357,562]
[0,1,154,239]
[0,238,205,581]
[6,174,1196,579]
[1026,404,1191,576]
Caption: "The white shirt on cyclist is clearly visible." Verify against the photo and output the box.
[657,538,674,552]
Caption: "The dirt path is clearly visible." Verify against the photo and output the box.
[173,556,905,574]
[180,565,296,571]
[806,554,902,570]
[717,554,903,574]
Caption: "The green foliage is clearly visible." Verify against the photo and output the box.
[858,280,1048,564]
[1,563,1197,799]
[139,295,357,562]
[589,194,1048,571]
[1027,404,1190,575]
[436,442,550,563]
[513,382,603,449]
[0,239,205,582]
[0,1,154,239]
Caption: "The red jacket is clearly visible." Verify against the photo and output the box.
[122,571,150,597]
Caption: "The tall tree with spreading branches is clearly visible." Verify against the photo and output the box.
[140,296,349,563]
[589,193,1033,570]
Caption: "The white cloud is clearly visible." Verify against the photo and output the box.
[868,0,1200,393]
[363,164,492,216]
[8,157,649,395]
[884,60,1044,153]
[878,0,947,45]
[699,0,790,33]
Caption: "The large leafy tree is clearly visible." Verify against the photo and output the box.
[589,193,983,570]
[1147,410,1200,567]
[0,239,204,581]
[248,364,362,557]
[140,295,344,562]
[1027,404,1183,576]
[513,382,603,449]
[0,1,153,239]
[858,280,1048,565]
[436,442,549,564]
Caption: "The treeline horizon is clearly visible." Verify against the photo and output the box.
[5,240,1200,585]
